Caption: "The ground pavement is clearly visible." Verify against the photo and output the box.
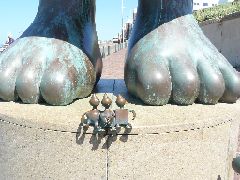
[101,48,240,179]
[101,48,126,79]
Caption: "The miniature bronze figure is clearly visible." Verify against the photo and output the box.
[81,94,101,133]
[115,94,127,109]
[81,94,136,135]
[114,95,136,129]
[99,94,115,130]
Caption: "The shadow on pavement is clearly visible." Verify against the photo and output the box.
[75,123,132,150]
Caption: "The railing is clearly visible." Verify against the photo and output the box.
[0,41,128,57]
[99,42,128,58]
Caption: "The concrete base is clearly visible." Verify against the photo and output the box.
[0,80,239,179]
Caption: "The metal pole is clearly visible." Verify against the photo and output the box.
[121,0,124,43]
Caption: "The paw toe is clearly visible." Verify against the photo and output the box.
[197,62,225,104]
[135,63,172,105]
[40,57,95,105]
[169,60,199,105]
[0,58,22,101]
[40,59,75,105]
[220,67,240,103]
[16,60,44,104]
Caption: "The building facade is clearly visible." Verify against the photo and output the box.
[193,0,234,11]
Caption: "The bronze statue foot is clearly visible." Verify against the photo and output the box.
[0,0,102,105]
[125,0,240,105]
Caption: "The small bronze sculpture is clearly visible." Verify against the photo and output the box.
[114,95,136,129]
[81,94,101,133]
[99,94,115,130]
[81,94,136,135]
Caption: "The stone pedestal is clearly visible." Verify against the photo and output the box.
[0,80,239,179]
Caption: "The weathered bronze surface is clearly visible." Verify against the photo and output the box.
[233,156,240,174]
[115,94,127,109]
[81,94,100,132]
[114,95,136,129]
[81,94,135,135]
[0,0,102,105]
[99,94,115,130]
[125,0,240,105]
[1,0,239,106]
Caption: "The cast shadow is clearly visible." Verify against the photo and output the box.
[75,124,105,151]
[93,79,116,94]
[75,122,132,150]
[102,126,133,149]
[95,79,148,106]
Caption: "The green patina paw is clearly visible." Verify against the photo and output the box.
[125,0,240,106]
[0,37,96,105]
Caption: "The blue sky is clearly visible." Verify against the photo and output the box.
[0,0,138,44]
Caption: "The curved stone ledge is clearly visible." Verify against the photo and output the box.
[0,114,234,136]
[0,95,239,134]
[0,95,239,179]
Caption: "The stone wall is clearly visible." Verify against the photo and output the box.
[200,13,240,68]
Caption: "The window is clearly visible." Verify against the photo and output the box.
[203,3,208,6]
